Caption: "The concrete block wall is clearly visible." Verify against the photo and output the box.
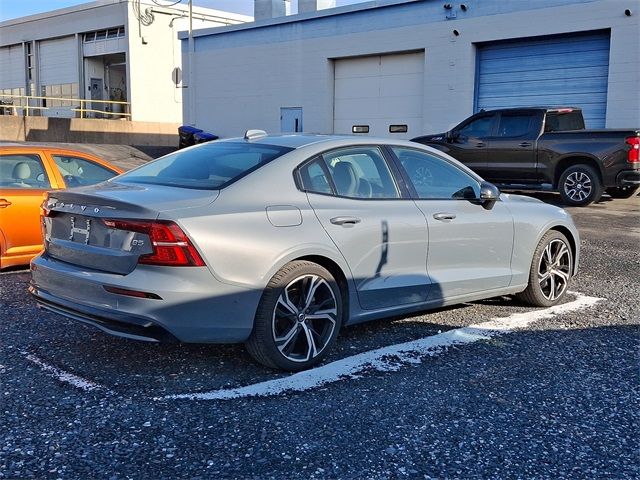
[0,116,179,146]
[183,0,639,137]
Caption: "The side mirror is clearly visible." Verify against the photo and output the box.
[479,181,500,209]
[446,130,460,143]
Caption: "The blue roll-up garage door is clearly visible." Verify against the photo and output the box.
[475,31,610,128]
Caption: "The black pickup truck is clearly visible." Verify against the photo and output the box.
[412,107,640,206]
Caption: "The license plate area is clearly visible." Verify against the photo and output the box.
[45,213,152,254]
[69,216,92,245]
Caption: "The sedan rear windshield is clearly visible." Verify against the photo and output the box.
[117,142,293,190]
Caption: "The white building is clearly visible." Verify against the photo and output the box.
[0,0,251,123]
[181,0,640,139]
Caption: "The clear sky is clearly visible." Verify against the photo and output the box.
[0,0,369,21]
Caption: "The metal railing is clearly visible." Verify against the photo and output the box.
[0,93,131,119]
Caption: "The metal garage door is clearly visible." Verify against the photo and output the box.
[334,52,424,139]
[0,44,25,90]
[476,31,610,128]
[39,36,78,87]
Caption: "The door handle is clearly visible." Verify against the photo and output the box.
[433,212,456,221]
[0,199,12,208]
[475,142,486,148]
[330,216,361,226]
[519,142,532,147]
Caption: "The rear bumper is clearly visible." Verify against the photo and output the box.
[31,285,179,342]
[616,169,640,186]
[30,254,262,343]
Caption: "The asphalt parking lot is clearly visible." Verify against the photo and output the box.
[1,192,638,479]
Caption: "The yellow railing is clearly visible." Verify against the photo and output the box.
[0,93,131,119]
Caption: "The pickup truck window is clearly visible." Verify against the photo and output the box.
[544,111,585,132]
[496,114,534,138]
[458,115,494,138]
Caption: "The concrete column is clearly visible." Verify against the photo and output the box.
[254,0,291,21]
[298,0,336,14]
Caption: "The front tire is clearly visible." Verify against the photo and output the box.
[516,230,573,307]
[606,186,639,199]
[558,164,602,206]
[246,261,343,371]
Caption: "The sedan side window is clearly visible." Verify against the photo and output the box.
[321,147,399,199]
[52,155,117,187]
[0,154,51,189]
[299,158,332,194]
[392,147,480,200]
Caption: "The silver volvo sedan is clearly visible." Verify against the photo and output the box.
[30,132,579,371]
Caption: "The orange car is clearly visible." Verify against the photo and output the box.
[0,145,123,269]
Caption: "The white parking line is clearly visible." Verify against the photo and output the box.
[163,292,602,401]
[23,352,111,393]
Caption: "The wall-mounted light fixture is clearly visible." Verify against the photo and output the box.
[443,3,453,9]
[460,4,468,11]
[453,29,460,36]
[624,8,632,16]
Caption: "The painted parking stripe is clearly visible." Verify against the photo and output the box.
[23,352,111,393]
[164,292,602,401]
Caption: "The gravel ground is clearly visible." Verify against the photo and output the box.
[0,193,638,479]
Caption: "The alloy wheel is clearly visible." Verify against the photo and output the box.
[537,239,571,301]
[272,274,338,363]
[563,171,593,202]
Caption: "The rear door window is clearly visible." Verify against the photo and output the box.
[495,114,535,138]
[299,147,400,199]
[118,142,293,190]
[0,154,51,189]
[322,147,399,199]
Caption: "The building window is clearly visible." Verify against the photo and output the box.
[25,41,35,93]
[84,27,125,43]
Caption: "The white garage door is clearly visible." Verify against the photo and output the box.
[334,52,424,139]
[0,44,25,90]
[39,36,78,87]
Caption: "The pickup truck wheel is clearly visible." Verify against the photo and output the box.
[558,164,603,206]
[516,230,573,307]
[606,186,639,199]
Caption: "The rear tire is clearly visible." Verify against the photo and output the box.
[245,261,343,371]
[606,186,639,199]
[516,230,573,307]
[558,164,602,206]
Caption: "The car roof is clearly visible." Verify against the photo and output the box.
[1,142,90,152]
[476,106,582,114]
[215,133,420,149]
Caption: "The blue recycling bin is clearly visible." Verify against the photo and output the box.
[178,125,203,149]
[193,131,219,144]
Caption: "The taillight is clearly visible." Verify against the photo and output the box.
[626,137,640,164]
[103,219,206,267]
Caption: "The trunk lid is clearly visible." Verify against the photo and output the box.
[42,181,217,274]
